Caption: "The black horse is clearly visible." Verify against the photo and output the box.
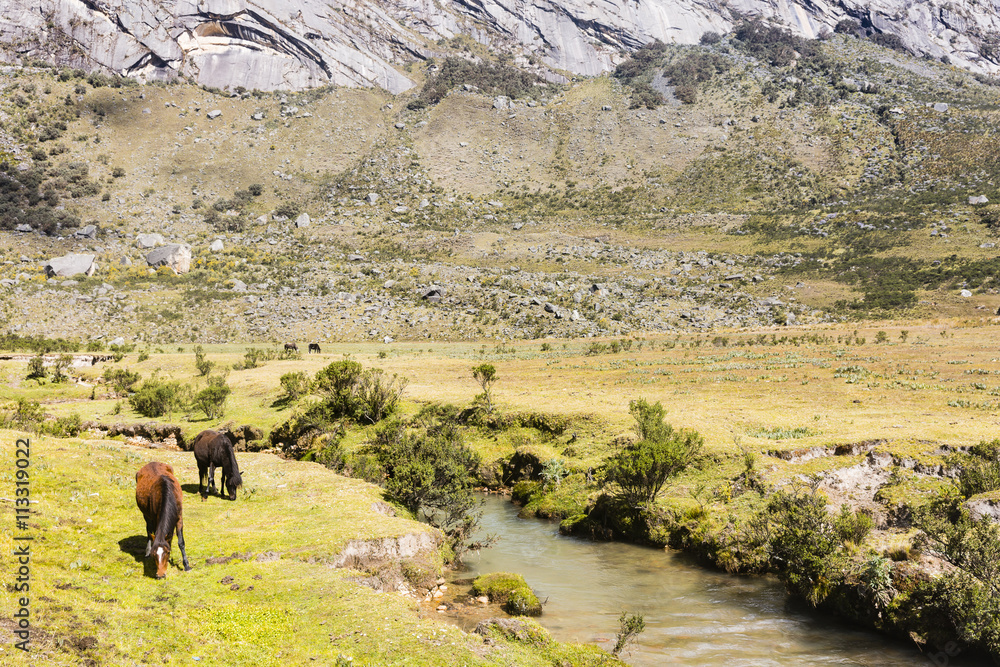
[192,429,243,501]
[308,343,321,353]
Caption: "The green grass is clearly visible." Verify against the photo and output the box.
[0,432,618,665]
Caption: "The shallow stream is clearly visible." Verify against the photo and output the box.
[457,494,969,666]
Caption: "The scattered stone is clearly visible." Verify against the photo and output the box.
[493,96,510,109]
[209,239,225,253]
[933,102,949,113]
[232,279,248,292]
[207,109,222,119]
[110,337,125,346]
[394,122,405,129]
[392,206,409,214]
[969,195,989,205]
[15,224,32,233]
[347,254,365,262]
[295,213,311,228]
[365,193,379,205]
[961,289,973,298]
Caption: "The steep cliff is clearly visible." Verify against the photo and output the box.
[2,0,999,91]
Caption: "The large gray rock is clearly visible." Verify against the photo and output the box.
[146,244,192,274]
[295,213,311,228]
[209,239,225,252]
[44,254,97,278]
[136,233,164,249]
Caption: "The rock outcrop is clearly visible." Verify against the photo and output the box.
[0,0,997,92]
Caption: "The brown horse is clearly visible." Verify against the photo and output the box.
[308,343,321,353]
[284,342,298,352]
[192,429,242,501]
[135,462,190,578]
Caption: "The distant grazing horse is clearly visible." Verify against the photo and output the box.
[135,462,190,578]
[284,342,298,352]
[192,429,243,501]
[308,343,321,354]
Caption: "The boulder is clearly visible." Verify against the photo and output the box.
[295,213,311,228]
[969,195,989,205]
[365,193,379,205]
[933,102,949,112]
[207,109,222,119]
[232,279,248,292]
[209,239,224,252]
[347,254,365,262]
[15,224,31,233]
[44,253,97,278]
[146,244,192,273]
[961,289,973,297]
[493,96,510,109]
[74,224,97,239]
[110,336,125,346]
[136,233,164,249]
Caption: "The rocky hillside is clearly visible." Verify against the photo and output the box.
[0,0,999,93]
[2,33,1000,345]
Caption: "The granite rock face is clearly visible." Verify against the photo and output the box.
[0,0,997,92]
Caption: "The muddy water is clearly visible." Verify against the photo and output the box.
[460,495,942,666]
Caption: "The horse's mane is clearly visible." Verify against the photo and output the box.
[155,474,180,544]
[222,437,242,486]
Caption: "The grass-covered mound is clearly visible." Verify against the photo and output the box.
[0,431,616,665]
[473,572,543,616]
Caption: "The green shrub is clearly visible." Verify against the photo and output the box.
[26,354,45,380]
[373,418,487,560]
[129,378,189,418]
[603,399,703,508]
[472,572,542,616]
[193,376,231,419]
[834,504,874,544]
[194,345,214,376]
[279,371,311,402]
[762,488,841,605]
[355,368,407,424]
[42,413,82,438]
[103,367,140,395]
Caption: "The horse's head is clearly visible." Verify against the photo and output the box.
[226,470,243,501]
[153,541,171,579]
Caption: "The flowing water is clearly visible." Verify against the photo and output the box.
[457,495,971,666]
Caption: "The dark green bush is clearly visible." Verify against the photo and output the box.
[129,378,188,418]
[603,399,703,508]
[279,371,312,402]
[103,367,140,395]
[193,376,230,419]
[415,57,549,107]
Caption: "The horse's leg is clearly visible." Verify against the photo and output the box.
[176,524,191,571]
[220,467,228,496]
[144,518,155,557]
[208,462,217,495]
[198,462,209,500]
